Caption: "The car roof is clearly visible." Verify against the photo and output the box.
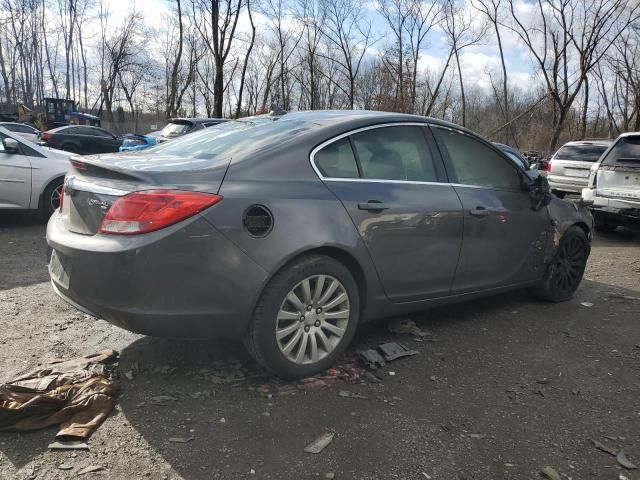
[169,117,228,124]
[561,139,612,146]
[618,132,640,138]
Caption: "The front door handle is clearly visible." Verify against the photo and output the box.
[469,207,490,217]
[358,201,389,212]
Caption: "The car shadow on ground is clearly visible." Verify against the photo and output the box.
[0,213,48,290]
[107,281,639,479]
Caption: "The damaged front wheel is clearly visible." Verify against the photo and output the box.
[532,226,589,302]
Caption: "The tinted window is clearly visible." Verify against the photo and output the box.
[601,136,640,166]
[351,126,437,181]
[162,122,193,136]
[86,128,113,138]
[433,127,520,190]
[314,138,359,178]
[554,144,608,162]
[61,126,83,135]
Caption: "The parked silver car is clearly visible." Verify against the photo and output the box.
[0,126,70,217]
[0,122,40,143]
[546,140,611,197]
[581,132,640,231]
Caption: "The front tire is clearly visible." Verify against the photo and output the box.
[244,254,360,379]
[532,226,589,302]
[41,178,64,219]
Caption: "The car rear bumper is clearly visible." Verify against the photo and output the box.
[548,176,588,194]
[581,188,640,221]
[46,210,269,339]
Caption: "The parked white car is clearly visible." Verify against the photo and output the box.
[0,126,70,217]
[0,122,40,143]
[546,140,611,197]
[581,132,640,232]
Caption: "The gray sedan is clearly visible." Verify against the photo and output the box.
[47,111,592,378]
[0,126,70,217]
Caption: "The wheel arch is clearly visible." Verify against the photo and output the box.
[37,175,65,209]
[258,245,369,324]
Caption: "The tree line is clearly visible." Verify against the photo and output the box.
[0,0,639,152]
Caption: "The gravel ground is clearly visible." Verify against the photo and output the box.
[1,213,639,480]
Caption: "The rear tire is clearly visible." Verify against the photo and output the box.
[593,212,618,233]
[41,178,64,219]
[531,226,589,302]
[244,254,360,379]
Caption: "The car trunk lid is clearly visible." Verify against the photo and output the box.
[61,152,231,235]
[595,136,640,202]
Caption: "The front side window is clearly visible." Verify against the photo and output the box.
[433,127,521,190]
[314,137,359,178]
[351,126,437,182]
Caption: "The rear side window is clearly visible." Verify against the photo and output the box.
[554,144,608,162]
[314,138,359,178]
[433,127,520,190]
[601,136,640,166]
[350,126,437,181]
[87,128,113,138]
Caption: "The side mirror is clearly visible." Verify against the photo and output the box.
[526,174,552,211]
[2,138,19,153]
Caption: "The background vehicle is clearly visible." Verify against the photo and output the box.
[493,143,535,171]
[1,98,100,130]
[0,126,69,217]
[0,122,40,143]
[547,140,611,197]
[582,132,640,232]
[119,133,157,152]
[156,118,227,143]
[38,125,122,155]
[47,111,591,379]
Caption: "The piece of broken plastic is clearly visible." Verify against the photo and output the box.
[378,342,419,361]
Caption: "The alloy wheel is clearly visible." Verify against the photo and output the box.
[51,184,63,211]
[551,236,586,295]
[275,274,350,365]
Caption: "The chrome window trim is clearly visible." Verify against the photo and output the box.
[309,122,436,182]
[64,175,128,196]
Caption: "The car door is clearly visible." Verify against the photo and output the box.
[430,126,551,294]
[313,123,464,302]
[0,132,32,209]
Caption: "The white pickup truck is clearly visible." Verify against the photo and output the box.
[581,132,640,232]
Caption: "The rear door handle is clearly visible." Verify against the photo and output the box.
[358,201,389,212]
[469,207,490,217]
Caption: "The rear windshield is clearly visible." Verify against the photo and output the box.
[554,144,608,162]
[601,136,640,166]
[161,122,193,136]
[148,117,313,159]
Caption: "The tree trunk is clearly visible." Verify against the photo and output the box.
[579,75,589,140]
[454,48,465,127]
[235,0,255,119]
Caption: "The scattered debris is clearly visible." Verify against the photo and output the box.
[388,371,396,376]
[591,438,618,456]
[124,370,134,381]
[151,394,179,405]
[536,378,550,385]
[48,439,89,450]
[421,473,432,479]
[0,350,119,443]
[388,318,428,339]
[325,473,335,479]
[337,390,368,400]
[467,433,485,439]
[219,418,227,424]
[249,468,256,475]
[168,436,194,443]
[540,466,561,480]
[616,450,638,470]
[304,432,334,454]
[363,372,382,384]
[580,302,594,307]
[429,376,436,382]
[57,464,73,471]
[78,465,105,475]
[357,349,386,368]
[378,342,419,361]
[608,293,640,302]
[619,474,631,480]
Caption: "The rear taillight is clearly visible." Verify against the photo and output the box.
[98,190,222,235]
[546,161,552,172]
[70,159,87,170]
[40,132,52,142]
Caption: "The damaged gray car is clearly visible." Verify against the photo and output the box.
[46,111,593,378]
